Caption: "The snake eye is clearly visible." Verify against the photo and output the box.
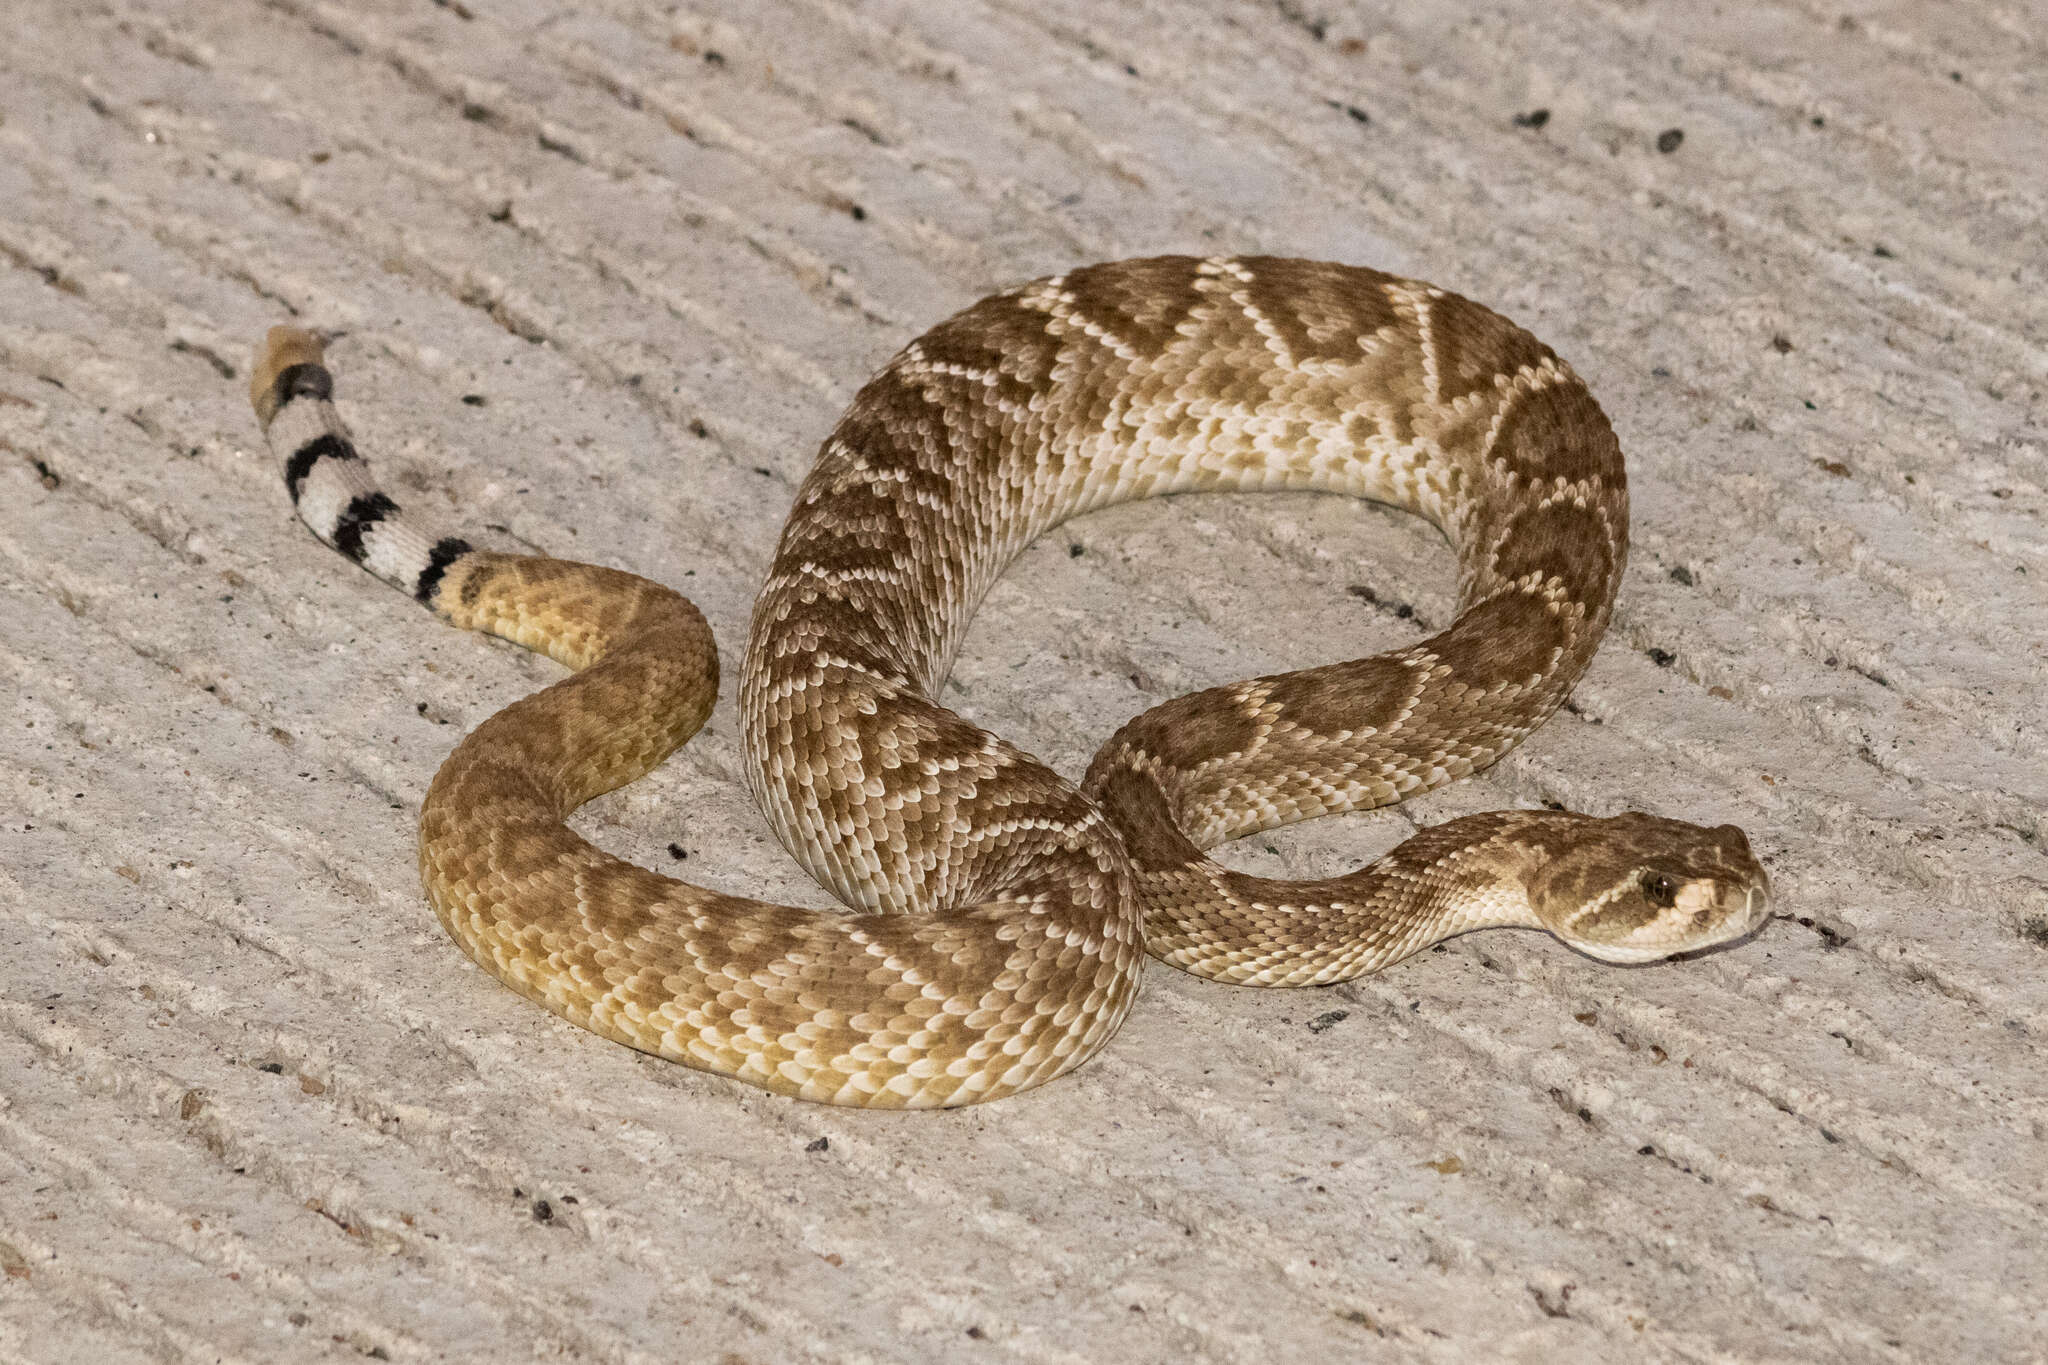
[1641,873,1678,908]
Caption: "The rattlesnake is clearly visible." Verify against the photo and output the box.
[249,255,1770,1108]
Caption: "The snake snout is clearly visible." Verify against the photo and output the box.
[1710,825,1774,937]
[1734,869,1775,939]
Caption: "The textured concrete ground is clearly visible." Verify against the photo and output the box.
[2,2,2044,1361]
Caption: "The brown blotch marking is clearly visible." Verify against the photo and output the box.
[1425,594,1571,696]
[564,850,680,941]
[1234,257,1403,365]
[249,325,328,424]
[1424,291,1556,406]
[1062,257,1208,359]
[1114,688,1266,771]
[454,555,504,611]
[993,834,1126,912]
[770,597,915,690]
[772,459,953,683]
[826,383,974,505]
[1496,813,1595,862]
[1091,763,1204,874]
[779,502,919,580]
[425,779,566,884]
[912,293,1065,407]
[470,552,591,601]
[828,689,987,795]
[1256,655,1418,741]
[1487,380,1625,486]
[691,897,827,993]
[1486,499,1618,612]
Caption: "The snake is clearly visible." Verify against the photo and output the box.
[248,255,1771,1108]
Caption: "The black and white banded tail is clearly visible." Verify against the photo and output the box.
[249,327,473,606]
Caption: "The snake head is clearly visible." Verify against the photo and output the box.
[1530,815,1773,964]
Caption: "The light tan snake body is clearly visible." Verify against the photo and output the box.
[250,256,1770,1108]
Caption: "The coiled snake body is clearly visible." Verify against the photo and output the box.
[250,256,1770,1108]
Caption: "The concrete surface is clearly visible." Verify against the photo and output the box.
[2,2,2044,1361]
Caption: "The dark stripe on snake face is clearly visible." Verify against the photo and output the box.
[284,433,359,503]
[1569,900,1657,938]
[415,537,474,603]
[271,362,333,410]
[331,491,399,562]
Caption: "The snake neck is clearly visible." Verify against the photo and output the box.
[1090,763,1608,984]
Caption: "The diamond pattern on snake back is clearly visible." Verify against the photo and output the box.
[743,256,1626,947]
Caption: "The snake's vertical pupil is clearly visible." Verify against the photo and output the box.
[1643,873,1678,907]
